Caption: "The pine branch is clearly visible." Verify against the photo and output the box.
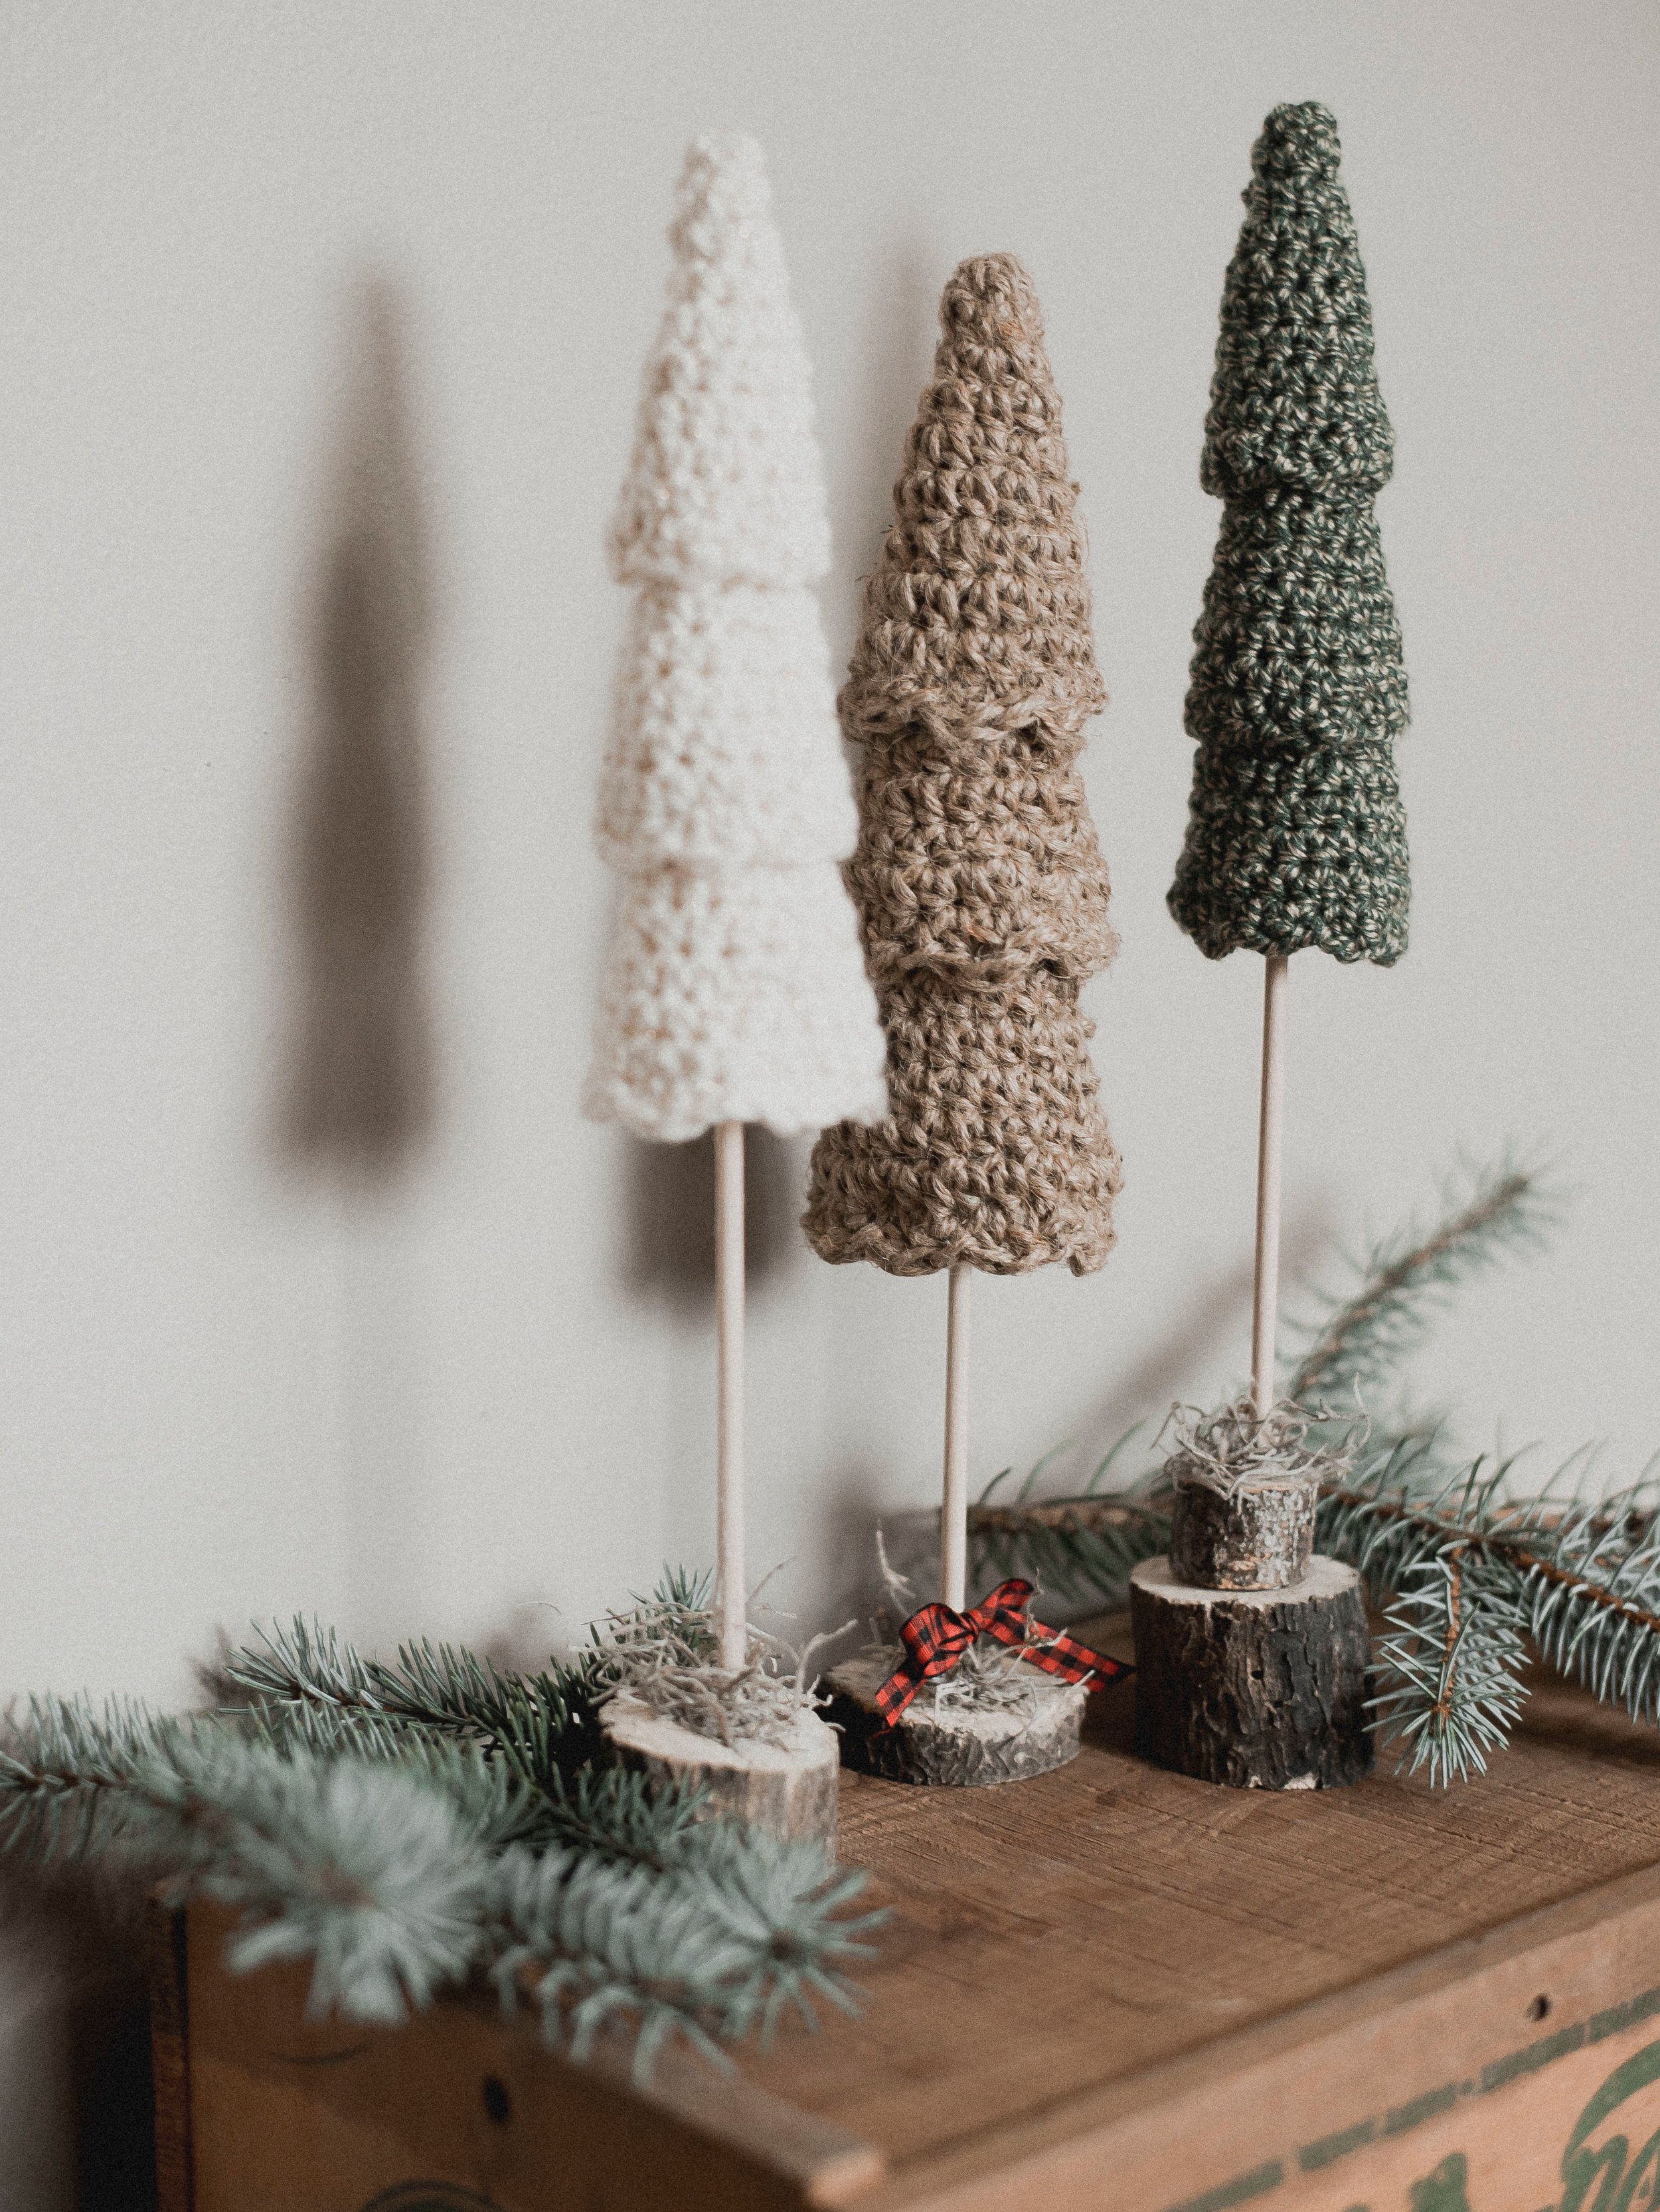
[970,1492,1170,1611]
[171,1748,499,2022]
[224,1619,708,1867]
[0,1669,881,2064]
[0,1694,187,1862]
[967,1157,1556,1630]
[0,1694,509,2021]
[1369,1552,1530,1786]
[540,1763,709,1872]
[228,1619,607,1776]
[1317,1451,1660,1778]
[1315,1443,1533,1597]
[491,1829,884,2083]
[1517,1477,1660,1721]
[1286,1160,1552,1408]
[954,1158,1660,1789]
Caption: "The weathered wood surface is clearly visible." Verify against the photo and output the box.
[756,1619,1660,2205]
[182,1897,882,2212]
[147,1895,193,2212]
[601,1693,839,1850]
[169,1615,1660,2211]
[822,1654,1085,1788]
[1168,1470,1316,1589]
[1130,1553,1372,1790]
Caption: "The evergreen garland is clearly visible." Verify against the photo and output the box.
[970,1161,1655,1784]
[1284,1160,1554,1410]
[0,1593,881,2077]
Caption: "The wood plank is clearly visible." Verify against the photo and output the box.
[849,1857,1660,2207]
[184,1899,883,2212]
[736,1617,1660,2171]
[175,1616,1660,2209]
[146,1895,193,2212]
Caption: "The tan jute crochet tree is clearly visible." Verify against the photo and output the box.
[807,253,1120,1613]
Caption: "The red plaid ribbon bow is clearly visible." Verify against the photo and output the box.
[873,1577,1131,1727]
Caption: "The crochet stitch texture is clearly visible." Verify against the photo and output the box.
[1169,102,1410,966]
[585,136,886,1144]
[806,254,1120,1278]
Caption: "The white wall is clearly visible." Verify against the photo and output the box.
[1,1,1657,2194]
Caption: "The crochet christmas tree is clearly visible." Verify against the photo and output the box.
[587,135,883,1695]
[805,253,1120,1287]
[1129,106,1407,1794]
[586,134,885,1147]
[1169,100,1410,967]
[1167,100,1412,1427]
[807,255,1118,1660]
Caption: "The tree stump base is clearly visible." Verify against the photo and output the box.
[599,1694,839,1850]
[821,1653,1086,1787]
[1129,1555,1372,1791]
[1169,1472,1316,1589]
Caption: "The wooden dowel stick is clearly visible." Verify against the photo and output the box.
[714,1119,746,1671]
[941,1262,972,1612]
[1251,954,1289,1420]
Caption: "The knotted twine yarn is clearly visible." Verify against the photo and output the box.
[1169,102,1410,967]
[584,135,886,1143]
[806,254,1120,1279]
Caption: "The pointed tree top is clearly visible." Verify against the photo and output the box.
[1170,104,1410,968]
[673,130,771,244]
[1201,102,1394,502]
[610,133,829,590]
[934,251,1055,410]
[842,252,1106,745]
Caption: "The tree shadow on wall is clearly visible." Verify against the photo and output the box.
[276,276,433,1181]
[623,1127,804,1308]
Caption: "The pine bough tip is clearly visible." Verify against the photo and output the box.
[970,1158,1651,1787]
[0,1615,878,2077]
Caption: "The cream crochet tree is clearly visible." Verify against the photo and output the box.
[586,135,884,1678]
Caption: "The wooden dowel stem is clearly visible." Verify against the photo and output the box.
[715,1119,746,1671]
[941,1262,972,1613]
[1252,954,1289,1421]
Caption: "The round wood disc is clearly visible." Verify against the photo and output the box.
[822,1652,1087,1788]
[599,1694,839,1850]
[1169,1472,1316,1589]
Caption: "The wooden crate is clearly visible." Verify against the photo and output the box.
[153,1617,1660,2212]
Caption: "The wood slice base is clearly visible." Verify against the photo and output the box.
[599,1694,839,1850]
[821,1652,1086,1787]
[1168,1472,1315,1589]
[1129,1554,1372,1791]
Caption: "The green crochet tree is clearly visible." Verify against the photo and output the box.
[1169,101,1410,967]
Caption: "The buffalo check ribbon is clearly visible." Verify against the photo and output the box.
[873,1576,1131,1727]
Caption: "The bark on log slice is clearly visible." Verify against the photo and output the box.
[821,1653,1086,1787]
[599,1695,839,1850]
[1169,1473,1316,1590]
[1129,1555,1372,1791]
